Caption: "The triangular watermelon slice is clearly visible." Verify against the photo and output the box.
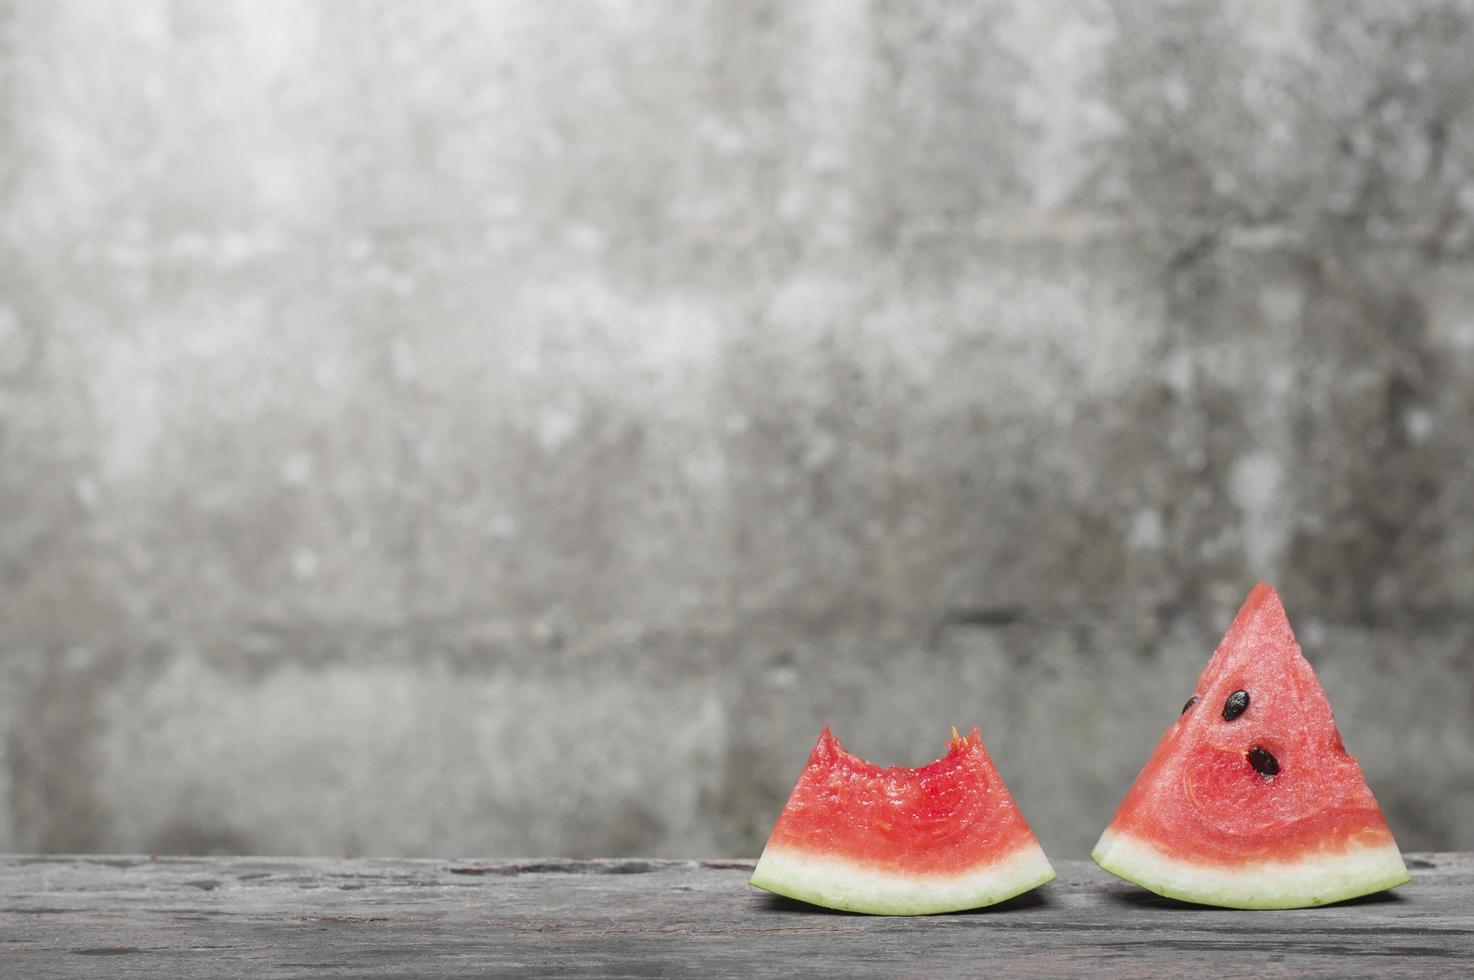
[1093,583,1409,908]
[750,726,1055,914]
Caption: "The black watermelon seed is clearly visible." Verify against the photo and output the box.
[1222,689,1250,721]
[1248,746,1280,777]
[1181,696,1199,716]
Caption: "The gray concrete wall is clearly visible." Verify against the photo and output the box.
[1,0,1472,859]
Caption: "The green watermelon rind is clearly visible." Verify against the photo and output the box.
[1091,827,1411,910]
[749,843,1056,915]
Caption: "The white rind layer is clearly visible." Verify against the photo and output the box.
[749,843,1055,915]
[1092,826,1410,909]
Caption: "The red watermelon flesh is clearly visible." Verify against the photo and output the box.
[749,726,1054,914]
[1093,583,1409,908]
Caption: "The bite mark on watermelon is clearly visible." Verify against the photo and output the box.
[750,726,1055,915]
[1092,583,1410,909]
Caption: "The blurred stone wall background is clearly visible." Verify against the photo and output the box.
[1,0,1472,859]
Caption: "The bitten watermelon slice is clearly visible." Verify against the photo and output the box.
[750,726,1055,914]
[1093,583,1409,908]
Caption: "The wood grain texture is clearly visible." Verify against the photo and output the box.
[1,854,1470,978]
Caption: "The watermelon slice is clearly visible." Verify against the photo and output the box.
[750,726,1055,914]
[1093,583,1409,909]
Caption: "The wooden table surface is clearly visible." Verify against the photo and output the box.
[2,853,1470,977]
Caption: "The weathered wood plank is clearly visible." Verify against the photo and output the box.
[1,854,1470,978]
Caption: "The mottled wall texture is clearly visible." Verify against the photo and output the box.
[2,0,1473,860]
